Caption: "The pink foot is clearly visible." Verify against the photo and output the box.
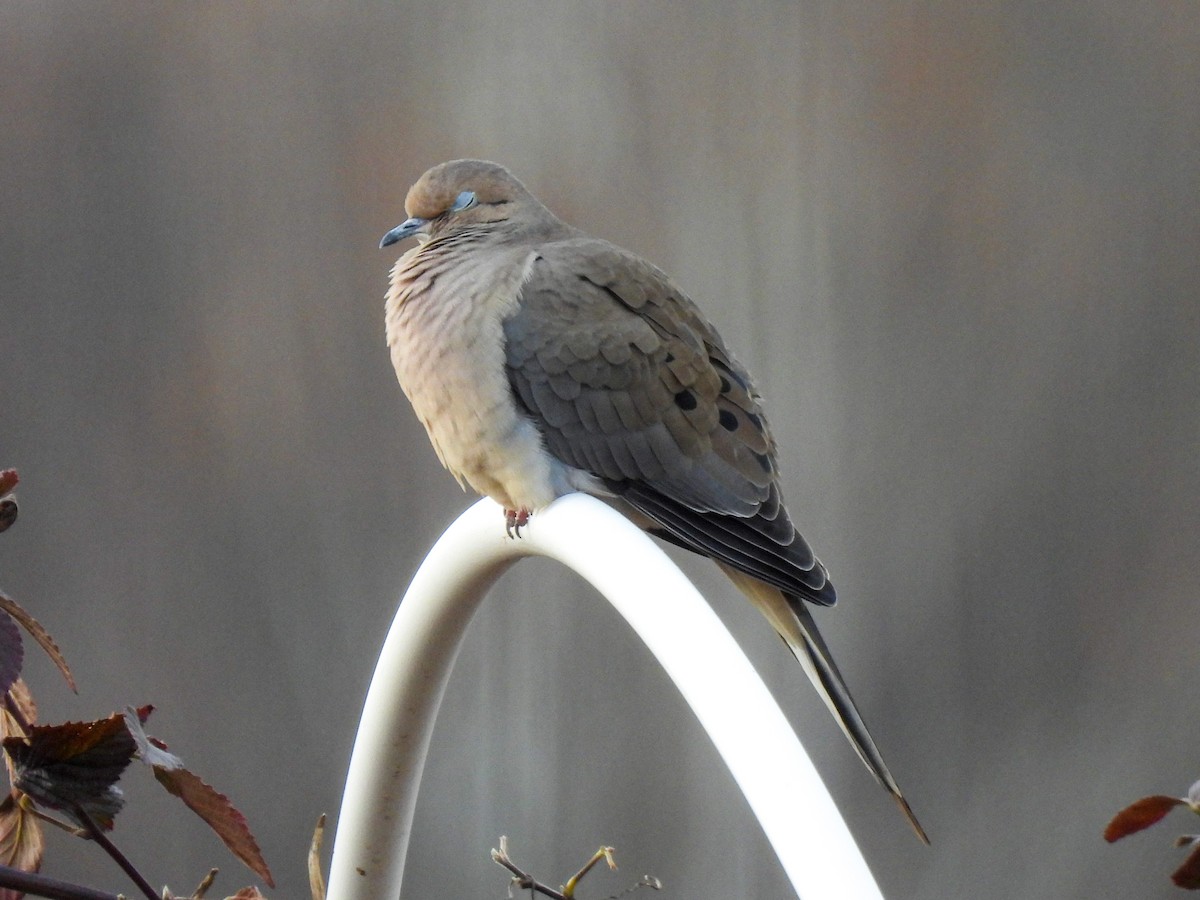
[504,507,531,538]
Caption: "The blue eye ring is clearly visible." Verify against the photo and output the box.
[450,190,478,212]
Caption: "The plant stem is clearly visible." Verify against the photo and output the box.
[74,804,160,900]
[0,862,120,900]
[563,846,614,897]
[491,838,568,900]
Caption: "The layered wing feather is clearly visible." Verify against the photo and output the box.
[503,238,834,607]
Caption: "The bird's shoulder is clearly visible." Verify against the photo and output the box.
[515,235,736,365]
[523,236,692,317]
[506,235,726,401]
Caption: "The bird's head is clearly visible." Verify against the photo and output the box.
[379,159,544,248]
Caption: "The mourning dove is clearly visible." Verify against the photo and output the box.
[381,159,927,843]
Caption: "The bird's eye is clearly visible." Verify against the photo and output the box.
[449,190,478,212]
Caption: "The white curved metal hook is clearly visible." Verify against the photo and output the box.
[326,494,884,900]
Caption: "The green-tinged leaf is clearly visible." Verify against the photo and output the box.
[1174,841,1200,889]
[0,592,74,693]
[1105,795,1186,842]
[153,766,274,888]
[3,714,135,830]
[0,793,45,900]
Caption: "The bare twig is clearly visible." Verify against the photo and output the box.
[189,868,219,898]
[491,837,661,900]
[608,875,664,898]
[491,836,568,900]
[563,845,615,898]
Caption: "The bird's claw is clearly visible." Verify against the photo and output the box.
[504,507,531,538]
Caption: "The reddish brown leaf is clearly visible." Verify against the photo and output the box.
[0,793,44,900]
[0,592,74,693]
[153,766,275,888]
[1105,795,1186,842]
[0,612,22,700]
[225,888,268,899]
[4,714,135,829]
[0,471,16,535]
[1174,841,1200,889]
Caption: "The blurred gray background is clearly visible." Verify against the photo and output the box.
[2,3,1198,898]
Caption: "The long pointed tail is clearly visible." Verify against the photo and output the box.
[718,564,929,844]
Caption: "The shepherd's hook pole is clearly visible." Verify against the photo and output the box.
[326,493,884,900]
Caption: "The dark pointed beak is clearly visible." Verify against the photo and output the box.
[379,217,429,248]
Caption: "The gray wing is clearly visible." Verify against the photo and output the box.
[503,238,835,606]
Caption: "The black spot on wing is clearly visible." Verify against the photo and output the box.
[674,389,697,411]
